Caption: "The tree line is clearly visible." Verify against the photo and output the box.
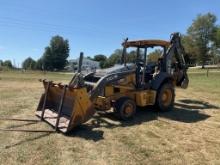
[90,49,163,69]
[0,35,70,71]
[0,60,13,69]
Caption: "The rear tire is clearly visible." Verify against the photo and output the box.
[114,97,136,120]
[156,83,175,111]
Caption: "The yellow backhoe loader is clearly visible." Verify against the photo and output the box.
[34,32,189,133]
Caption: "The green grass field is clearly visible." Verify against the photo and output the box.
[0,69,220,165]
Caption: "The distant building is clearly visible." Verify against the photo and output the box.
[67,58,100,72]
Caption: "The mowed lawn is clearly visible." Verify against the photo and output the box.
[0,69,220,165]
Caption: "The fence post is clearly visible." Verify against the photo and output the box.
[206,68,209,77]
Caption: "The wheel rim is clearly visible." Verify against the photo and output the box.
[161,88,172,107]
[123,103,134,117]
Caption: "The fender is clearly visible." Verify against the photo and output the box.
[151,72,173,90]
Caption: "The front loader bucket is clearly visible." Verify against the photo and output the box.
[36,80,95,133]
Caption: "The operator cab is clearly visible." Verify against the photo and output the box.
[122,39,170,88]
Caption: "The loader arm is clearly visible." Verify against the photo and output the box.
[89,69,135,101]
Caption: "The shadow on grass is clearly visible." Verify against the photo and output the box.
[3,133,52,149]
[67,99,215,141]
[66,126,104,142]
[176,99,219,110]
[5,122,37,129]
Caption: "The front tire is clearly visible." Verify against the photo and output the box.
[114,97,136,120]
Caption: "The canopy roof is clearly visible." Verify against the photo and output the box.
[122,40,170,48]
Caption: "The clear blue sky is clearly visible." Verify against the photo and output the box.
[0,0,220,67]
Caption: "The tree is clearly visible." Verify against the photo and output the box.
[147,49,163,63]
[127,50,136,63]
[22,57,36,70]
[93,54,107,62]
[0,60,3,67]
[187,13,217,68]
[86,56,93,60]
[3,60,13,68]
[210,26,220,65]
[42,47,53,70]
[181,35,198,66]
[214,26,220,48]
[107,49,123,66]
[209,44,220,64]
[35,58,44,70]
[93,54,107,68]
[181,35,197,57]
[42,35,69,70]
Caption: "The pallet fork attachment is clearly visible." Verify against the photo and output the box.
[35,79,95,133]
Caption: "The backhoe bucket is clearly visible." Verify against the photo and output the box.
[35,80,95,133]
